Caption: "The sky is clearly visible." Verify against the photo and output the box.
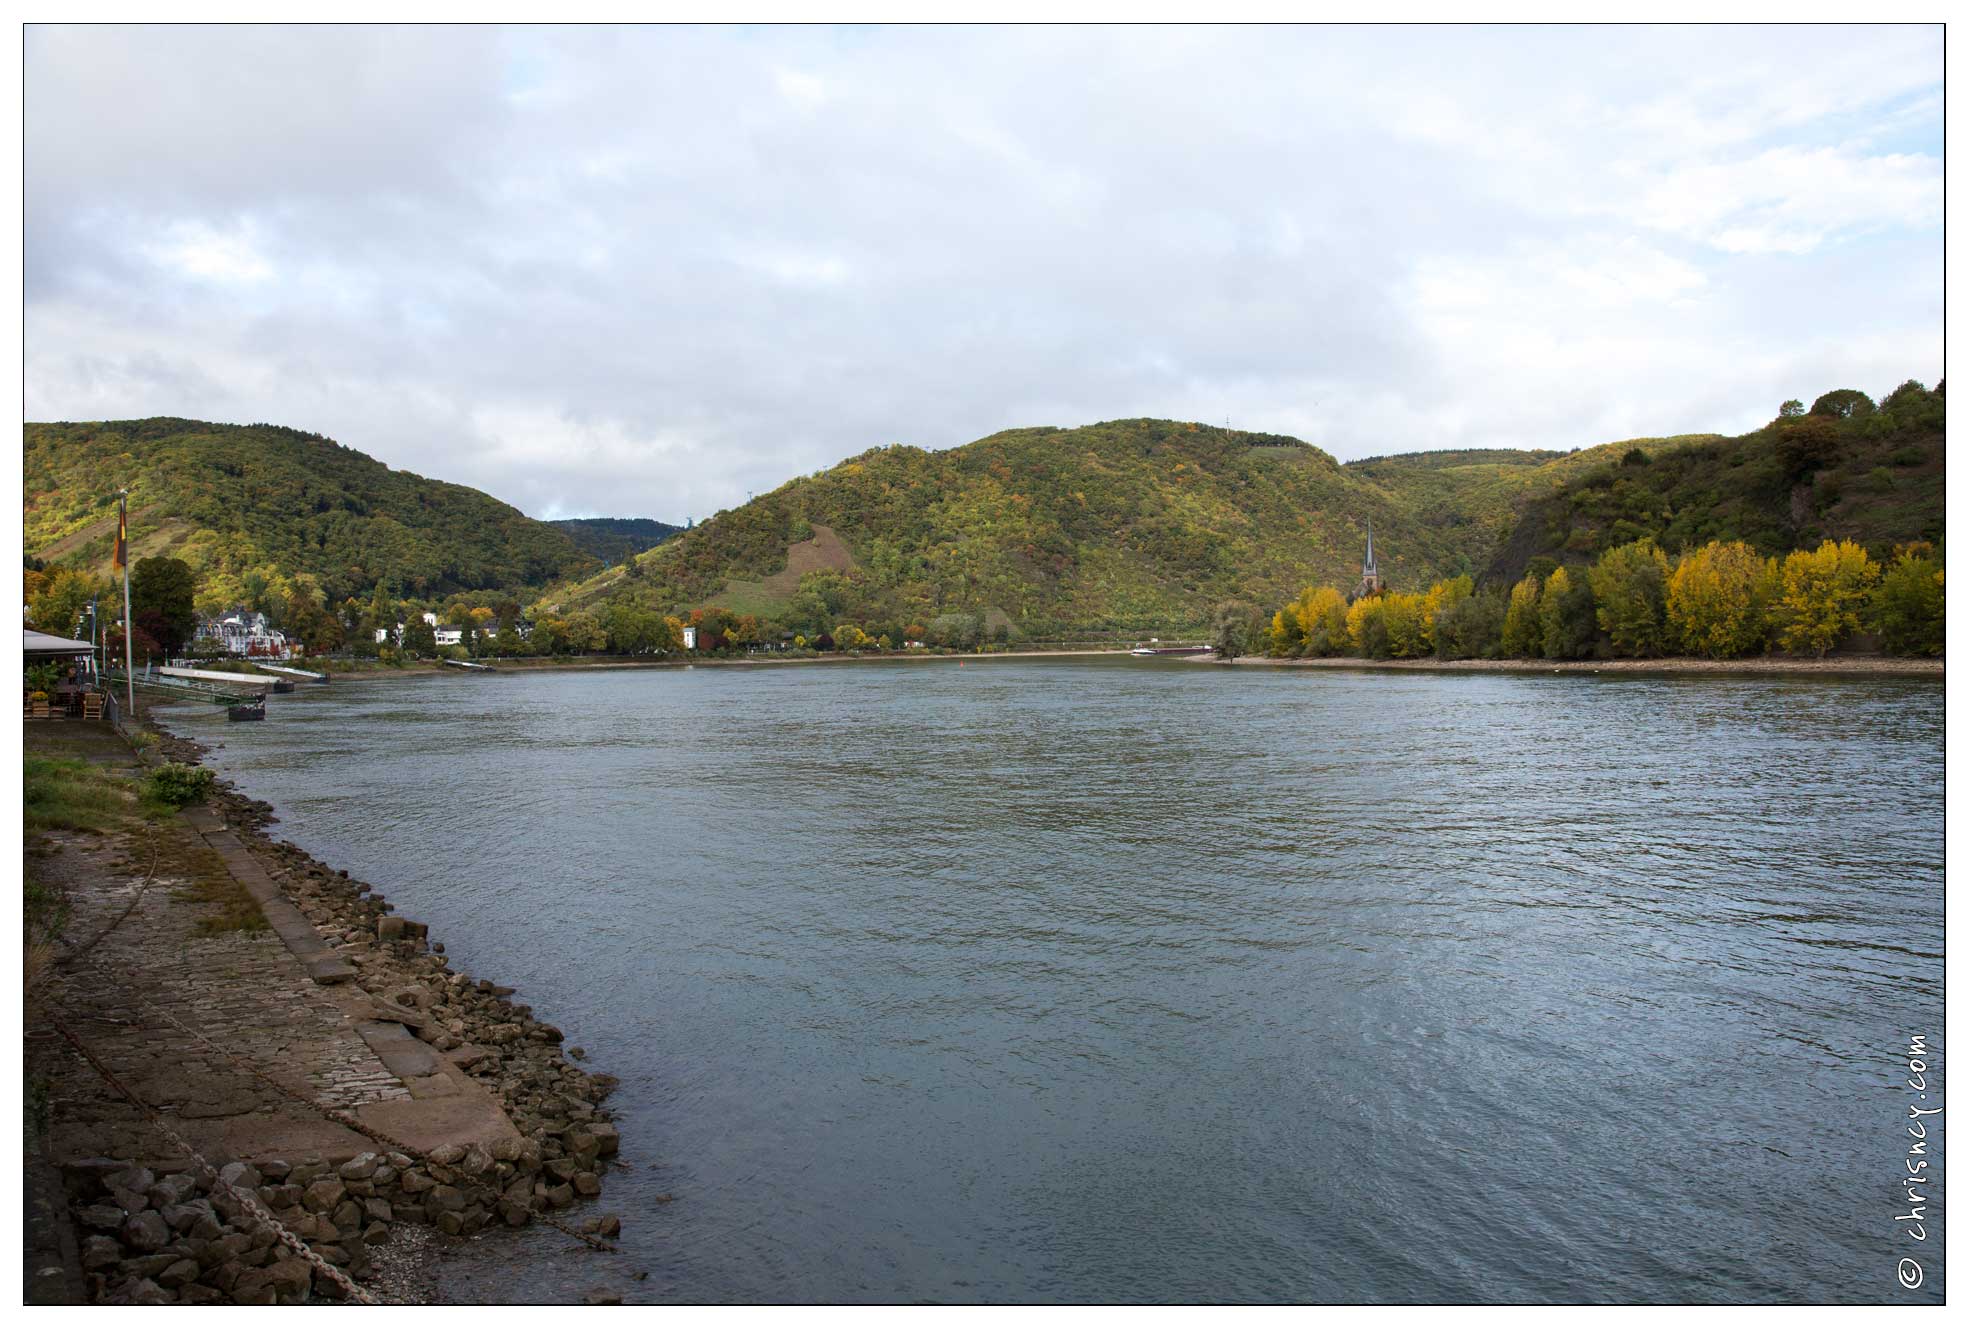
[24,23,1943,523]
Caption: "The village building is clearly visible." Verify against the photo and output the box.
[193,609,293,658]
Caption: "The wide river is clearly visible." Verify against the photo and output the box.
[164,658,1944,1304]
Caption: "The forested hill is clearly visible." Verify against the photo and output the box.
[1486,382,1946,584]
[548,516,685,563]
[564,417,1700,638]
[24,418,598,606]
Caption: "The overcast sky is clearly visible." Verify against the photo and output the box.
[25,24,1942,523]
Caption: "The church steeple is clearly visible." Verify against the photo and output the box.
[1351,520,1384,601]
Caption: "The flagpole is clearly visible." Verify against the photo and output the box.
[119,490,134,717]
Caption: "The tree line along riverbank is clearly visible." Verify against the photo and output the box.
[1204,654,1941,678]
[1230,536,1943,668]
[23,708,636,1305]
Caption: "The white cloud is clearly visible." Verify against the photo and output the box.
[773,67,828,111]
[140,219,274,284]
[1634,146,1941,254]
[23,24,1943,522]
[733,249,852,289]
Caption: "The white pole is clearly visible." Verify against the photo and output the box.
[120,491,134,717]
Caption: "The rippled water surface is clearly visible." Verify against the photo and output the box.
[165,660,1945,1303]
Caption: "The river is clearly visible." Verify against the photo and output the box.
[162,658,1945,1303]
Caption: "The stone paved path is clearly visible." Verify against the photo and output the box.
[32,822,409,1167]
[25,720,535,1306]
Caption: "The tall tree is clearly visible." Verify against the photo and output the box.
[1869,544,1944,657]
[1666,540,1767,659]
[130,556,199,655]
[1777,539,1880,657]
[1501,574,1543,658]
[1588,539,1671,657]
[401,615,437,656]
[1209,600,1266,659]
[1539,566,1597,660]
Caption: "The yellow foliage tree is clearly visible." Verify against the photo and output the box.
[1501,574,1542,657]
[1777,539,1880,657]
[1381,591,1430,657]
[1267,585,1350,656]
[1296,586,1350,656]
[1667,541,1766,658]
[1345,596,1386,656]
[28,567,108,636]
[1265,609,1298,657]
[1418,576,1473,654]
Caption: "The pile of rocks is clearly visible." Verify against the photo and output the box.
[250,833,623,1160]
[169,729,623,1177]
[68,1157,375,1305]
[82,722,630,1304]
[70,1132,629,1306]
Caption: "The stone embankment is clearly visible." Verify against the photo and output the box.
[31,719,627,1305]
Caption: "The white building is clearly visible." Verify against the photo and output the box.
[433,624,464,647]
[682,625,697,650]
[194,610,293,658]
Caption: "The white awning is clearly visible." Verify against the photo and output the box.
[25,629,95,655]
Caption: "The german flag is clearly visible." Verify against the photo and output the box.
[112,493,127,571]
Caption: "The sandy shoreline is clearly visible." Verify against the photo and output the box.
[1200,654,1943,678]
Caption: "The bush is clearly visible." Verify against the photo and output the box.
[145,762,217,809]
[1872,545,1944,657]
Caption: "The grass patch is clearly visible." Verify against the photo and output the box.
[165,835,268,935]
[24,756,138,833]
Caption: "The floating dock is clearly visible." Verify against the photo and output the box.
[442,658,497,671]
[159,665,272,694]
[253,663,328,682]
[108,671,260,706]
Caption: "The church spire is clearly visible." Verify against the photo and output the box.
[1351,520,1384,601]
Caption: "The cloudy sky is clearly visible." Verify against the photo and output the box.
[25,24,1942,523]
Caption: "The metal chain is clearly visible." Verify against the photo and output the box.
[42,1006,380,1305]
[54,817,162,971]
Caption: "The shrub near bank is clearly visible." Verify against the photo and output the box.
[145,762,217,809]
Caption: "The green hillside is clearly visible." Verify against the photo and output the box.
[27,385,1940,650]
[564,419,1694,638]
[1486,383,1945,583]
[24,418,598,609]
[566,388,1941,642]
[548,517,685,563]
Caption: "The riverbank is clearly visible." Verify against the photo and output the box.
[308,646,1146,680]
[1202,653,1944,678]
[24,708,630,1305]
